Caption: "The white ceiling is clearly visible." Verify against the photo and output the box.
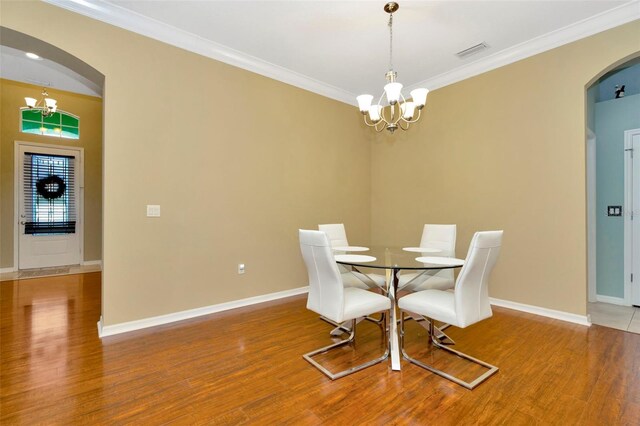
[6,1,640,102]
[0,45,102,97]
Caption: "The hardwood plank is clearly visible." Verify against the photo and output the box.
[2,272,639,424]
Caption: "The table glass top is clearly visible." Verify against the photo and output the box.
[333,246,464,270]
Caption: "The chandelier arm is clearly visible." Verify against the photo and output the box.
[375,92,391,126]
[398,120,410,131]
[375,121,386,133]
[382,104,394,126]
[388,92,408,125]
[378,107,390,126]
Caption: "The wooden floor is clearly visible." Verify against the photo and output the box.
[1,272,639,425]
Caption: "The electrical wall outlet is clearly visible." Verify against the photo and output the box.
[238,264,245,274]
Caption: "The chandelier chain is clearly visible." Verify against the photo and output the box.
[388,13,393,71]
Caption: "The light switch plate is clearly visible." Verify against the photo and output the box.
[607,205,622,217]
[146,205,161,217]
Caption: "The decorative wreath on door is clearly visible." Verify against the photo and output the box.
[35,175,66,200]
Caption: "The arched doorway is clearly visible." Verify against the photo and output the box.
[0,26,106,318]
[586,53,640,331]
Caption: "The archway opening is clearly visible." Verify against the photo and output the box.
[0,26,106,321]
[585,52,640,331]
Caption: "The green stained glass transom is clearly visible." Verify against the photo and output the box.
[21,108,80,140]
[61,114,79,127]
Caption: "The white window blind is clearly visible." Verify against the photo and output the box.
[23,153,76,235]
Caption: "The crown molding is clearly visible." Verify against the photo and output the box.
[44,0,639,105]
[406,1,640,93]
[42,0,356,105]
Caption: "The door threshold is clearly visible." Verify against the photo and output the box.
[0,264,101,282]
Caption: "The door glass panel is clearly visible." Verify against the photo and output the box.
[23,153,76,235]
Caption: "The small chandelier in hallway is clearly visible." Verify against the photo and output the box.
[24,88,58,117]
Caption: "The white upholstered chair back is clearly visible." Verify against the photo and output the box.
[420,224,457,281]
[419,224,456,255]
[453,231,503,328]
[318,224,349,248]
[299,229,344,321]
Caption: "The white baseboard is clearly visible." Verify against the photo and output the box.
[82,260,102,267]
[0,267,17,273]
[96,288,591,337]
[490,297,591,327]
[98,286,310,338]
[595,294,628,306]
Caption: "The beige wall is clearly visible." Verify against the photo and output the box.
[369,21,640,315]
[3,1,638,325]
[0,79,103,267]
[1,2,371,325]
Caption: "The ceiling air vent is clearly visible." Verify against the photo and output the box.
[456,42,489,59]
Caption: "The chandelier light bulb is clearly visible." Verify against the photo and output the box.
[45,98,57,108]
[400,102,416,120]
[25,97,37,108]
[369,105,383,122]
[410,88,429,108]
[357,95,374,113]
[384,82,403,105]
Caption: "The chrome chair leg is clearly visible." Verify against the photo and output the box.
[366,312,386,325]
[401,313,455,345]
[320,316,364,336]
[304,316,389,380]
[400,311,498,390]
[323,315,383,337]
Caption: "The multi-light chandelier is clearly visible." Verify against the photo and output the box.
[357,2,428,134]
[24,88,58,117]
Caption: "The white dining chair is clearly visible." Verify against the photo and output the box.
[318,223,349,248]
[398,230,503,389]
[398,224,457,292]
[299,229,391,380]
[318,223,386,290]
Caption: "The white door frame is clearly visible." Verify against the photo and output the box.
[587,128,597,303]
[13,140,84,270]
[625,129,640,306]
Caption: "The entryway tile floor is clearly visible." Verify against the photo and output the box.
[588,302,640,334]
[0,264,101,282]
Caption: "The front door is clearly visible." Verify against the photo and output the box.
[17,143,82,269]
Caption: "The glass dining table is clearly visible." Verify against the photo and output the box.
[333,245,465,371]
